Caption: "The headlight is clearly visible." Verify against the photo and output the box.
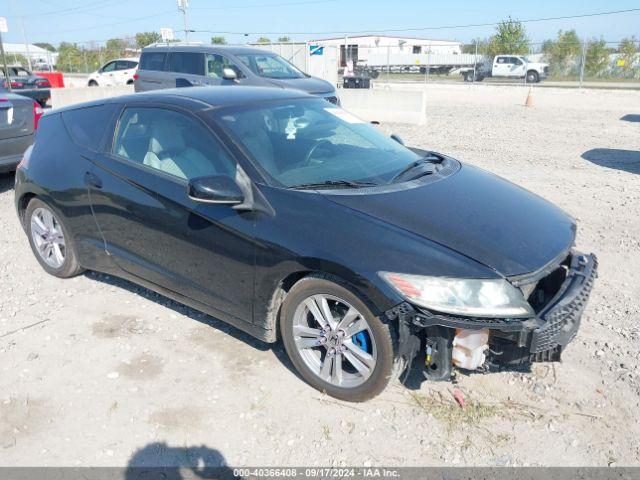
[380,272,534,318]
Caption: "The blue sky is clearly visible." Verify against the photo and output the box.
[1,0,639,47]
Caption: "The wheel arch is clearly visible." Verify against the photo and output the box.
[260,261,399,343]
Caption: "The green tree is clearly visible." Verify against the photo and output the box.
[543,30,582,76]
[211,36,227,45]
[7,53,28,67]
[618,37,639,77]
[105,38,128,59]
[57,42,82,72]
[584,37,610,77]
[135,31,162,49]
[277,36,291,43]
[484,17,529,57]
[34,42,56,52]
[255,37,271,44]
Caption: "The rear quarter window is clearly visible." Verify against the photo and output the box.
[139,52,167,71]
[61,104,117,151]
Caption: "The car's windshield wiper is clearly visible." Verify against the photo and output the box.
[391,155,441,183]
[289,180,379,190]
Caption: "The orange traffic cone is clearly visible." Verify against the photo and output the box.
[525,87,534,107]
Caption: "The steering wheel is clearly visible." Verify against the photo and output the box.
[304,139,334,165]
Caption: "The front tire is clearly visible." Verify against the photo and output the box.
[88,80,98,87]
[280,276,394,402]
[526,70,539,83]
[25,198,84,278]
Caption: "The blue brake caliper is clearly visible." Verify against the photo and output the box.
[353,331,371,353]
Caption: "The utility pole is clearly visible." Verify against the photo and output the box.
[177,0,190,43]
[20,17,32,70]
[579,37,587,89]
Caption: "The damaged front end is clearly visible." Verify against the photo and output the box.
[385,251,598,383]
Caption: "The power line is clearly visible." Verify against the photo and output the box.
[188,7,640,36]
[18,0,128,18]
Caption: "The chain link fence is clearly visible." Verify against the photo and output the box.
[13,34,639,89]
[334,39,640,88]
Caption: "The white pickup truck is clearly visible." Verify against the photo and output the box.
[461,55,549,83]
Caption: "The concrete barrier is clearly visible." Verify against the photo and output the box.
[51,85,134,109]
[338,88,426,125]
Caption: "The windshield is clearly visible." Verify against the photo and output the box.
[214,98,421,188]
[235,53,306,79]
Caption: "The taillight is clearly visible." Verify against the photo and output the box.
[10,81,23,88]
[33,102,43,130]
[133,73,139,81]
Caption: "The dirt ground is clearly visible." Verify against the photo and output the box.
[0,84,639,468]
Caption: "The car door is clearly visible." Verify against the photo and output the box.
[204,53,248,86]
[166,51,206,88]
[510,57,526,77]
[114,60,133,85]
[100,61,117,86]
[493,56,510,77]
[87,102,256,323]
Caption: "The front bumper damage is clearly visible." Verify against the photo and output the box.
[385,251,598,382]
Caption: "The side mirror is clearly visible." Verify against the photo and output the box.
[390,134,405,145]
[222,67,238,81]
[188,175,244,205]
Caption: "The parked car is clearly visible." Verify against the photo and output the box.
[1,65,51,107]
[14,87,596,401]
[88,58,139,87]
[0,90,42,173]
[461,55,549,83]
[134,44,339,104]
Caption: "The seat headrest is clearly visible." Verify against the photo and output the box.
[149,121,186,156]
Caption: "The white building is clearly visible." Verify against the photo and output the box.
[2,43,58,68]
[309,35,463,67]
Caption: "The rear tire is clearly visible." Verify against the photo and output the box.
[280,276,394,402]
[25,198,84,278]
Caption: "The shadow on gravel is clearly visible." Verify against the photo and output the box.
[85,271,301,380]
[125,442,239,479]
[582,148,640,175]
[621,114,640,122]
[0,172,14,194]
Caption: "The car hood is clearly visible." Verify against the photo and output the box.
[266,76,335,95]
[323,164,576,277]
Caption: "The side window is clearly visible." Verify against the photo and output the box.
[205,54,244,78]
[139,52,166,71]
[497,57,507,64]
[61,104,117,151]
[168,52,205,76]
[112,107,235,181]
[102,62,116,72]
[126,61,138,69]
[511,57,523,65]
[115,60,133,70]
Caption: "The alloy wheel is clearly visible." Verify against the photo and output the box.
[292,294,377,388]
[30,207,66,269]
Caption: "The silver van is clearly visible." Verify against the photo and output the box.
[134,44,339,104]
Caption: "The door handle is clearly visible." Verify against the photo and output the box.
[84,171,102,188]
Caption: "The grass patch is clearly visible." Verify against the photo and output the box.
[408,390,501,433]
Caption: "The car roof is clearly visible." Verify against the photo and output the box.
[54,86,314,114]
[141,44,275,56]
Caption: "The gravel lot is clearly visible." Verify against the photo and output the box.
[0,84,639,468]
